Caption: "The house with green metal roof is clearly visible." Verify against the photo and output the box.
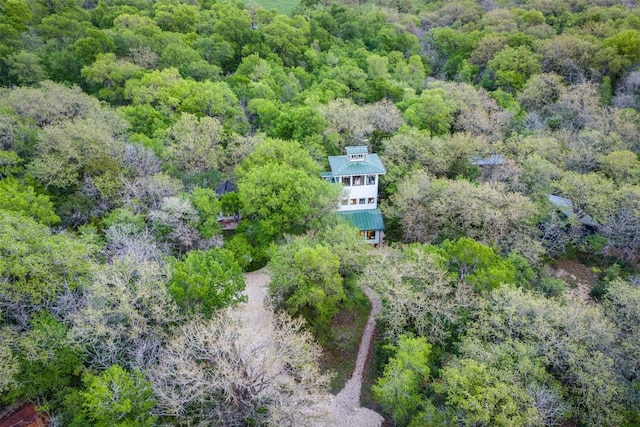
[322,146,386,245]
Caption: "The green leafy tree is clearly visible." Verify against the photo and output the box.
[27,116,125,191]
[168,248,246,318]
[0,211,97,310]
[373,335,432,425]
[163,113,224,174]
[70,365,156,427]
[236,138,339,239]
[403,89,456,137]
[269,240,345,338]
[604,30,640,67]
[436,358,537,427]
[488,46,542,91]
[10,312,83,407]
[0,178,60,225]
[437,238,517,293]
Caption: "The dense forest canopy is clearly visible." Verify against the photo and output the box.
[2,0,640,425]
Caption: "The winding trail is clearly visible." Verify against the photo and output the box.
[238,269,383,427]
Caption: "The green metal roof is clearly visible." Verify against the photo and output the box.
[328,153,386,176]
[345,146,368,154]
[338,209,385,231]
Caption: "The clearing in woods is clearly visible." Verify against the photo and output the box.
[242,0,300,14]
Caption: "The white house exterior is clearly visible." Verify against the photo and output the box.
[322,146,386,244]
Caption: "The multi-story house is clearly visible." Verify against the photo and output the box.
[322,146,386,245]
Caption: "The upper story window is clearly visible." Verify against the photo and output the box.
[353,175,364,186]
[366,175,376,185]
[348,153,365,161]
[342,176,351,186]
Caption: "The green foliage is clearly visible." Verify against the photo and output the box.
[436,358,538,427]
[236,138,339,239]
[402,89,456,137]
[0,150,23,178]
[220,192,241,216]
[0,178,60,225]
[70,365,156,427]
[373,335,431,425]
[269,239,345,338]
[190,187,221,239]
[437,238,516,292]
[489,46,541,91]
[168,248,246,317]
[27,117,125,191]
[0,211,97,306]
[10,312,83,407]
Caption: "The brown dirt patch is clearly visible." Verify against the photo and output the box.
[553,259,599,303]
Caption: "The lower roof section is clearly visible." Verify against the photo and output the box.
[338,208,385,231]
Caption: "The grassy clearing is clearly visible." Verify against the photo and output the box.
[242,0,300,14]
[320,286,370,394]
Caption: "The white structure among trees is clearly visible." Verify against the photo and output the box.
[322,146,386,244]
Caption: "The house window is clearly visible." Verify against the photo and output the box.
[342,176,351,186]
[365,230,376,240]
[349,199,357,205]
[366,175,376,185]
[368,197,375,204]
[353,175,364,186]
[359,198,365,204]
[341,199,348,205]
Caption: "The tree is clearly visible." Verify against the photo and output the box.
[69,260,180,370]
[403,89,456,137]
[10,312,83,407]
[471,287,627,426]
[70,365,156,427]
[487,46,542,91]
[149,194,222,255]
[168,248,245,318]
[553,170,616,223]
[149,312,330,426]
[0,211,97,322]
[0,178,59,225]
[601,186,640,261]
[269,238,345,338]
[27,116,125,190]
[1,81,116,128]
[236,138,340,239]
[436,358,538,427]
[386,172,543,262]
[163,113,224,174]
[373,335,432,426]
[603,279,640,388]
[604,30,640,68]
[437,238,518,293]
[365,244,477,346]
[4,51,47,85]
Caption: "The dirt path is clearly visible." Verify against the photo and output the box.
[238,269,383,427]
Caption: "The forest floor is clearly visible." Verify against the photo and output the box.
[239,269,383,427]
[554,259,599,303]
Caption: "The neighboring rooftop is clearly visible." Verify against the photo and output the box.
[338,209,385,231]
[327,146,386,176]
[215,179,237,196]
[470,154,506,166]
[548,194,600,229]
